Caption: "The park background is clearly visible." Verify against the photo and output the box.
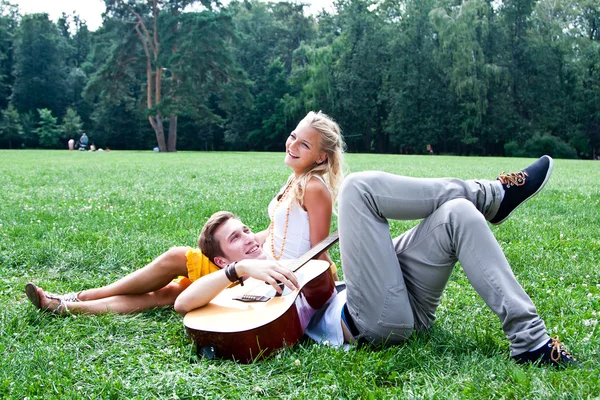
[0,0,599,157]
[1,0,599,397]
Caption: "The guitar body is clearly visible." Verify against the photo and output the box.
[184,260,335,363]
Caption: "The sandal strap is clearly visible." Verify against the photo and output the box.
[45,293,69,314]
[46,291,81,303]
[45,292,62,301]
[61,292,81,302]
[55,298,69,314]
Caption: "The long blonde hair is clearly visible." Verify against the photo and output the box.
[289,111,345,206]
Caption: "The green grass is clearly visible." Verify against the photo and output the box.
[1,150,598,399]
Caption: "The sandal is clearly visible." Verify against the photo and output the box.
[24,282,70,314]
[25,282,42,309]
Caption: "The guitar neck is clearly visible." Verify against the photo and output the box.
[287,231,339,273]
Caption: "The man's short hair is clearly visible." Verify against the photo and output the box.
[198,211,238,262]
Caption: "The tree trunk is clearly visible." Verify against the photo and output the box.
[149,114,167,151]
[167,115,177,152]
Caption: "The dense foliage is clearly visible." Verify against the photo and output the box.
[0,0,599,158]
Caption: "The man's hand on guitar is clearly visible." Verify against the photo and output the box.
[236,260,300,294]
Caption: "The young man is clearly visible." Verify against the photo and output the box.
[175,156,578,368]
[79,132,88,150]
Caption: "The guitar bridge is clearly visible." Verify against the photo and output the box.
[233,294,271,303]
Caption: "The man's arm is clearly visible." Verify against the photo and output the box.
[174,259,300,316]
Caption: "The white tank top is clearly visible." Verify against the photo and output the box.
[263,175,328,260]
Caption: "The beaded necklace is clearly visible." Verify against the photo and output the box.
[269,178,296,260]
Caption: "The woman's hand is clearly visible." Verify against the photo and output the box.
[236,259,300,294]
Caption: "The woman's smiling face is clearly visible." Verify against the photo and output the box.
[284,120,326,175]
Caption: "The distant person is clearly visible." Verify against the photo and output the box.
[90,144,96,152]
[79,133,88,151]
[68,139,75,151]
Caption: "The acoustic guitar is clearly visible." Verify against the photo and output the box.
[183,232,339,363]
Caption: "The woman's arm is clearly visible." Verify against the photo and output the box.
[303,178,333,264]
[254,229,269,246]
[174,259,299,316]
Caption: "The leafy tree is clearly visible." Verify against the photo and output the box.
[226,0,314,150]
[12,13,69,117]
[332,0,388,152]
[0,1,18,110]
[57,12,71,39]
[83,17,149,150]
[572,0,600,158]
[91,0,244,152]
[61,107,83,141]
[430,0,502,154]
[35,108,61,148]
[71,16,91,68]
[50,13,93,129]
[286,40,341,121]
[0,103,21,148]
[19,111,37,147]
[383,0,449,154]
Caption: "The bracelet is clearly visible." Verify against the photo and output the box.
[224,262,238,282]
[224,262,244,286]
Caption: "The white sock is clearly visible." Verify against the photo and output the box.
[528,337,549,352]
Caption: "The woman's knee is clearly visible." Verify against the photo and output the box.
[165,246,189,259]
[159,246,189,275]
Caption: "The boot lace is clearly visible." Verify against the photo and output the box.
[550,336,574,362]
[498,170,528,188]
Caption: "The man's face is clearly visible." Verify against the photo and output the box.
[213,218,267,265]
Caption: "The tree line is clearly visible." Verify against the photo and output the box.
[0,0,598,158]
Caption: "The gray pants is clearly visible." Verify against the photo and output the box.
[338,171,549,355]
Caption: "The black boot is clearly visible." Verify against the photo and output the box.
[490,155,553,225]
[512,336,578,368]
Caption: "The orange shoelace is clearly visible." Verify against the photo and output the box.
[550,335,575,362]
[498,170,528,188]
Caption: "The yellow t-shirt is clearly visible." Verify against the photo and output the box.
[173,248,220,288]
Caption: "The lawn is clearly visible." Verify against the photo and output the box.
[0,150,598,399]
